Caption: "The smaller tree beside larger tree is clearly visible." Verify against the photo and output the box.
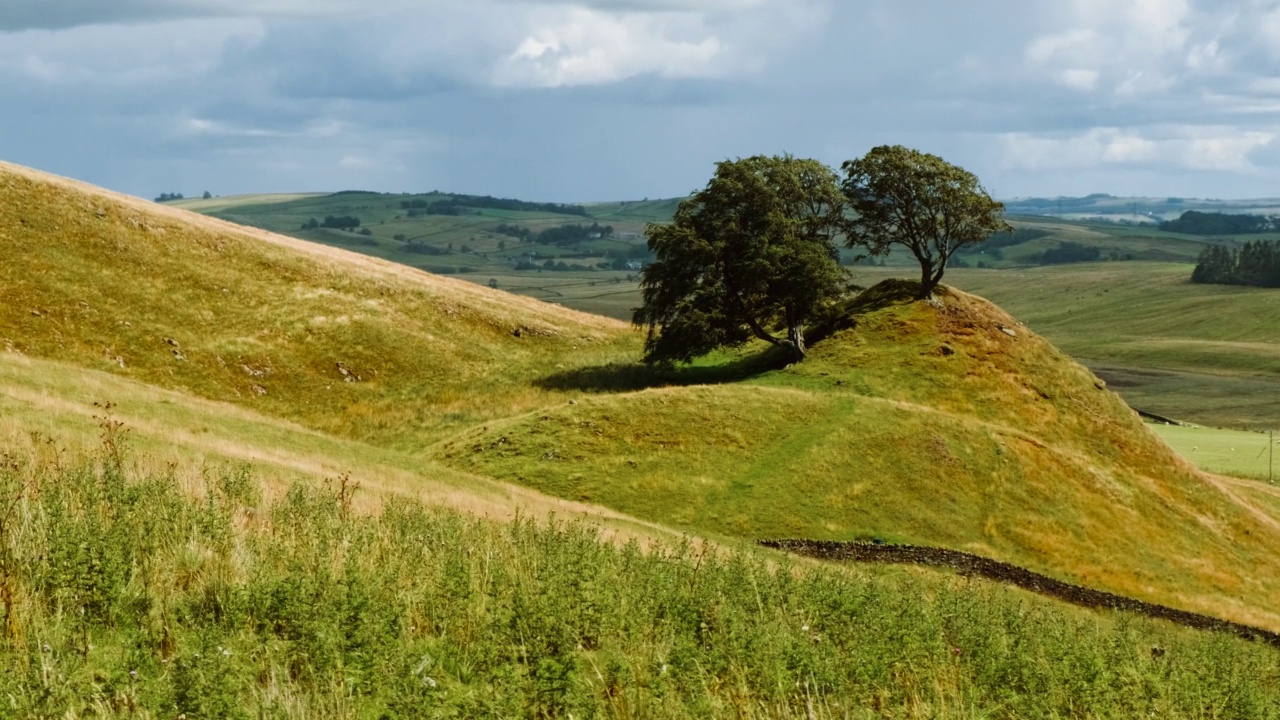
[841,145,1010,298]
[633,155,846,364]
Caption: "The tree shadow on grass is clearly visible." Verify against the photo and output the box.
[540,279,925,394]
[535,345,793,394]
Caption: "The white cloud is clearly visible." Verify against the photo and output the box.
[0,0,779,32]
[1001,126,1273,173]
[180,117,346,140]
[1185,133,1273,170]
[337,155,375,170]
[1058,68,1100,92]
[0,18,263,87]
[1024,0,1193,95]
[494,8,727,87]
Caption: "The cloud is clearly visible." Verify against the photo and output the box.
[0,0,776,32]
[337,155,375,170]
[8,0,1280,204]
[0,18,264,90]
[180,117,344,140]
[1000,126,1274,173]
[494,8,727,87]
[0,0,428,31]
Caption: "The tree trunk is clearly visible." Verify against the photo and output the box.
[787,322,806,362]
[919,262,936,299]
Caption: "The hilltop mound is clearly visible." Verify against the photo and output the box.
[0,162,637,447]
[440,281,1280,630]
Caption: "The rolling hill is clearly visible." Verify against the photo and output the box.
[9,161,1280,714]
[0,162,638,451]
[437,281,1280,630]
[4,160,1280,635]
[168,186,1280,434]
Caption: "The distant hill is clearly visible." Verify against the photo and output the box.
[1004,193,1280,223]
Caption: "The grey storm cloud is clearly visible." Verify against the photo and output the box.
[5,0,1280,201]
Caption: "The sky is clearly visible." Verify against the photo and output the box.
[5,0,1280,202]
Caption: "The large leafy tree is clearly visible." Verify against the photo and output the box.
[841,145,1010,298]
[633,155,846,364]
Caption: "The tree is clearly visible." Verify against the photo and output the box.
[202,191,213,199]
[841,146,1010,298]
[632,155,846,364]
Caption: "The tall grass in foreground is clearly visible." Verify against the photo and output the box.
[0,436,1278,718]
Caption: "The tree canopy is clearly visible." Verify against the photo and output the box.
[1161,211,1275,236]
[632,155,846,364]
[841,145,1010,298]
[1192,240,1280,287]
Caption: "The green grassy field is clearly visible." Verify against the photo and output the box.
[7,445,1279,718]
[1151,423,1280,482]
[9,162,1280,715]
[11,162,1280,628]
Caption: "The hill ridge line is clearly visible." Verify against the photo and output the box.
[761,539,1280,646]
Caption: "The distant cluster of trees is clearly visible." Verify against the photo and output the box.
[404,242,449,256]
[154,191,212,203]
[301,215,362,230]
[964,228,1051,255]
[1191,240,1280,287]
[398,194,587,217]
[1161,211,1277,235]
[599,244,652,270]
[489,222,615,246]
[534,223,614,246]
[512,258,596,272]
[402,199,468,217]
[1033,242,1102,265]
[493,223,533,240]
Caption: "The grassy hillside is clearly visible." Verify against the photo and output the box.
[6,161,1280,639]
[932,263,1280,429]
[438,281,1280,630]
[0,162,639,451]
[6,448,1279,718]
[0,351,676,538]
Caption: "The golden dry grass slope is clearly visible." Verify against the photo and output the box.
[0,161,637,450]
[4,161,1280,632]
